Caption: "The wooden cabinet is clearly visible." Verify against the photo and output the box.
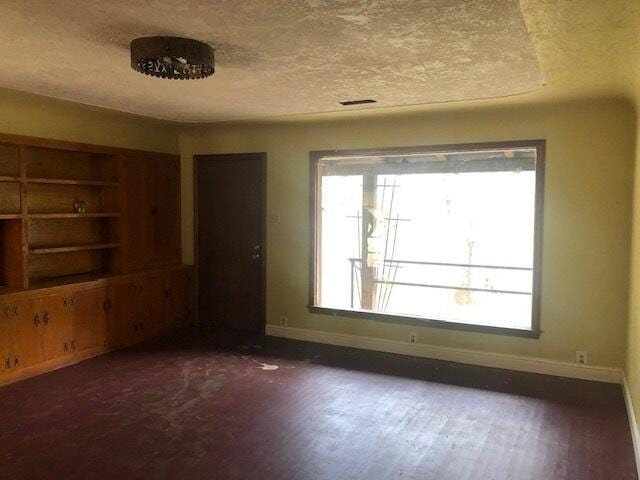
[153,158,180,265]
[106,281,137,349]
[0,300,36,371]
[0,133,188,387]
[122,156,154,271]
[139,273,169,338]
[6,298,42,370]
[0,266,194,385]
[72,287,107,354]
[39,294,74,361]
[122,155,180,272]
[169,269,193,330]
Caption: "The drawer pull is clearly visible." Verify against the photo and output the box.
[4,357,10,369]
[13,356,19,367]
[43,312,49,325]
[33,313,40,326]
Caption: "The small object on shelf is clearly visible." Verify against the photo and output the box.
[73,200,87,213]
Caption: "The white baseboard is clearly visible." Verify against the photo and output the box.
[265,325,622,384]
[623,375,640,477]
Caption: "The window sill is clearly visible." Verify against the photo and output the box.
[307,305,541,339]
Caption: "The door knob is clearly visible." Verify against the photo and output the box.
[251,253,261,260]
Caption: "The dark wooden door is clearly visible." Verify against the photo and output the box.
[196,153,266,333]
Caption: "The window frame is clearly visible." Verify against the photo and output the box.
[308,140,545,339]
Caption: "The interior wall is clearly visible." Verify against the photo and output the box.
[626,110,640,424]
[0,87,179,153]
[181,98,635,368]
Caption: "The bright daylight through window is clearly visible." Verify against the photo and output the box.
[310,141,544,336]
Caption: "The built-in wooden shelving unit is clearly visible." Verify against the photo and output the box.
[0,140,124,289]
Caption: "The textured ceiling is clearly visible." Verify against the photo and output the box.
[0,0,543,122]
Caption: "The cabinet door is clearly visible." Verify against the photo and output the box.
[139,274,168,339]
[8,298,42,369]
[152,157,180,265]
[73,288,107,353]
[40,294,74,361]
[106,282,138,349]
[0,311,12,372]
[123,156,154,271]
[169,269,192,329]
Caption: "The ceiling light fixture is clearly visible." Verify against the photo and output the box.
[130,36,215,80]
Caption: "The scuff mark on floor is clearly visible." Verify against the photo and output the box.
[252,360,279,371]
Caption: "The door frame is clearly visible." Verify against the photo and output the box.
[193,152,267,334]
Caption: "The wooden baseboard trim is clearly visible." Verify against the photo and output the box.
[265,325,622,384]
[623,374,640,478]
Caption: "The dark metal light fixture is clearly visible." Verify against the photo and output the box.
[130,36,215,80]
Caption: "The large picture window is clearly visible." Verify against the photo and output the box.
[309,141,545,337]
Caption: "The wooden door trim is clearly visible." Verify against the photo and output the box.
[193,152,267,334]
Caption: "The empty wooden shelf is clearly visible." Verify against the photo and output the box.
[27,178,120,187]
[28,212,121,219]
[29,243,121,255]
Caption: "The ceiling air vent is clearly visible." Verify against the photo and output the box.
[339,99,377,106]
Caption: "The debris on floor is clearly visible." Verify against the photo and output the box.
[252,360,279,371]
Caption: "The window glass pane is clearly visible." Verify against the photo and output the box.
[315,146,539,331]
[320,175,363,309]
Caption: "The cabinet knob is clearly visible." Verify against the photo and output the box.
[33,313,40,326]
[13,356,19,367]
[4,357,10,369]
[63,342,68,352]
[43,312,49,325]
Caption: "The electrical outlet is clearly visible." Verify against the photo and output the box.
[409,332,417,343]
[576,351,588,365]
[279,315,288,327]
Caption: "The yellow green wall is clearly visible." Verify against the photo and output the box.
[2,85,636,371]
[0,87,179,153]
[626,111,640,424]
[181,98,635,368]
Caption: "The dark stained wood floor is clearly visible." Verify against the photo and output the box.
[0,328,636,480]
